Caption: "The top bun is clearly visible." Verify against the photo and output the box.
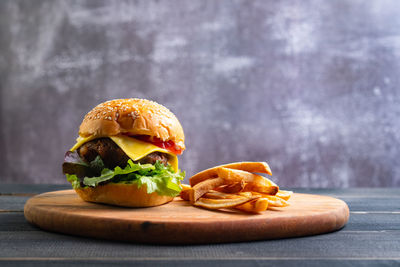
[79,99,185,150]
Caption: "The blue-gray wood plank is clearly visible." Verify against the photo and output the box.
[0,185,399,266]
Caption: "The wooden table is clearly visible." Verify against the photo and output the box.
[1,185,399,266]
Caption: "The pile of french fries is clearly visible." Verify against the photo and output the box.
[180,162,292,213]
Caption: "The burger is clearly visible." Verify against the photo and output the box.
[62,98,185,207]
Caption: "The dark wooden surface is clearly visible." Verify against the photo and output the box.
[1,185,399,266]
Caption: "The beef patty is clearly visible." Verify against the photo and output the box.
[77,138,169,169]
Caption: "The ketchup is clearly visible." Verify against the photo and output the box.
[131,135,183,155]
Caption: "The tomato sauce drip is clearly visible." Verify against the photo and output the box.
[127,135,182,155]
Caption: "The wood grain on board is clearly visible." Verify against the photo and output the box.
[24,190,349,244]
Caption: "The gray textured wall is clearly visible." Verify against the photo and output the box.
[1,0,399,187]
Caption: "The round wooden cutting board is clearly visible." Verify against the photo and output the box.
[24,190,349,244]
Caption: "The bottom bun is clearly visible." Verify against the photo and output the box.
[74,183,173,207]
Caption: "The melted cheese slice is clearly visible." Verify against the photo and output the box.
[70,135,178,171]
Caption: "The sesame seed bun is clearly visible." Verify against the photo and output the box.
[74,183,174,207]
[79,98,185,151]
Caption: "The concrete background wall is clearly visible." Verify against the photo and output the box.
[1,0,399,187]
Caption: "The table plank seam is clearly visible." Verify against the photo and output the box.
[0,193,36,197]
[351,211,400,214]
[340,230,400,233]
[0,210,23,213]
[1,257,400,261]
[330,196,400,199]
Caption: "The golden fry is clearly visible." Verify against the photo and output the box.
[262,195,290,207]
[194,195,258,210]
[216,167,274,187]
[243,183,279,195]
[203,190,243,199]
[189,162,272,186]
[237,192,254,198]
[214,181,245,194]
[181,184,191,190]
[190,177,225,204]
[180,184,191,201]
[235,198,269,213]
[276,190,293,201]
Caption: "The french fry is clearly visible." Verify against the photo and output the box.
[235,198,269,213]
[237,192,254,198]
[254,198,269,211]
[180,184,191,201]
[243,183,279,195]
[262,195,290,207]
[194,195,259,210]
[276,190,293,201]
[190,177,225,204]
[216,167,275,187]
[214,181,245,194]
[183,161,292,214]
[204,190,243,199]
[181,184,191,190]
[189,162,272,186]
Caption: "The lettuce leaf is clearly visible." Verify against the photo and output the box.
[66,173,81,189]
[66,159,185,197]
